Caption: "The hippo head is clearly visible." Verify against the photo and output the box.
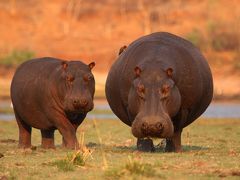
[59,61,95,114]
[128,64,181,139]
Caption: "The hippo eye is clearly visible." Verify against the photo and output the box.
[160,84,170,96]
[83,74,93,82]
[66,75,75,82]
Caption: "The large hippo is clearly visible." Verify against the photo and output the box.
[105,32,213,152]
[11,57,95,149]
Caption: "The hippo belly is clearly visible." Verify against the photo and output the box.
[105,32,213,152]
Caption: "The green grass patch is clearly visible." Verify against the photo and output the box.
[51,159,75,172]
[0,49,35,68]
[0,118,240,179]
[105,156,163,179]
[49,150,91,171]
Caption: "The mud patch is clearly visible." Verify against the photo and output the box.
[215,170,240,177]
[86,142,98,148]
[0,176,8,180]
[0,139,17,143]
[231,171,240,176]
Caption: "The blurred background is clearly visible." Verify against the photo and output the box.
[0,0,239,104]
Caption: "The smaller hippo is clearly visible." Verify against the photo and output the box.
[11,57,95,149]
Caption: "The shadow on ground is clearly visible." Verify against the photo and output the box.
[86,142,209,153]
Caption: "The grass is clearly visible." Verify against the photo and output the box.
[49,133,93,172]
[0,49,35,68]
[105,156,162,179]
[0,118,240,179]
[50,158,75,172]
[50,149,92,171]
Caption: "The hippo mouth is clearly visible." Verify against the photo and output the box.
[65,106,93,114]
[67,109,86,114]
[131,116,174,138]
[64,102,94,114]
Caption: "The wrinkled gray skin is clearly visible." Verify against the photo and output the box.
[11,57,95,149]
[106,32,213,152]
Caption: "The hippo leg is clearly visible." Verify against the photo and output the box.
[62,137,67,148]
[62,123,80,148]
[15,111,32,148]
[137,138,155,152]
[41,130,55,149]
[59,127,78,149]
[165,130,182,152]
[55,119,79,149]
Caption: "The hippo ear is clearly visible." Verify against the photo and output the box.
[61,61,68,70]
[88,62,95,70]
[166,68,173,78]
[118,45,127,55]
[134,66,142,77]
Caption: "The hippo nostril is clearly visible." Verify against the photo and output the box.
[80,99,88,107]
[156,122,164,131]
[142,122,147,130]
[73,99,82,110]
[141,122,149,135]
[73,99,79,105]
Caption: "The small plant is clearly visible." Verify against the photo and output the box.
[51,149,92,171]
[105,156,160,179]
[125,156,156,177]
[104,168,125,179]
[50,133,92,171]
[51,159,75,172]
[0,49,35,67]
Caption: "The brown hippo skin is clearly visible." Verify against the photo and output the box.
[105,32,213,152]
[11,57,95,149]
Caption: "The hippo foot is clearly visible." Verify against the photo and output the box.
[41,144,55,149]
[18,144,37,151]
[62,141,79,150]
[137,138,155,152]
[165,139,182,153]
[41,138,55,149]
[165,130,182,152]
[18,143,32,149]
[63,145,80,150]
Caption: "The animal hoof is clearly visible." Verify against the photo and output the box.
[137,138,155,152]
